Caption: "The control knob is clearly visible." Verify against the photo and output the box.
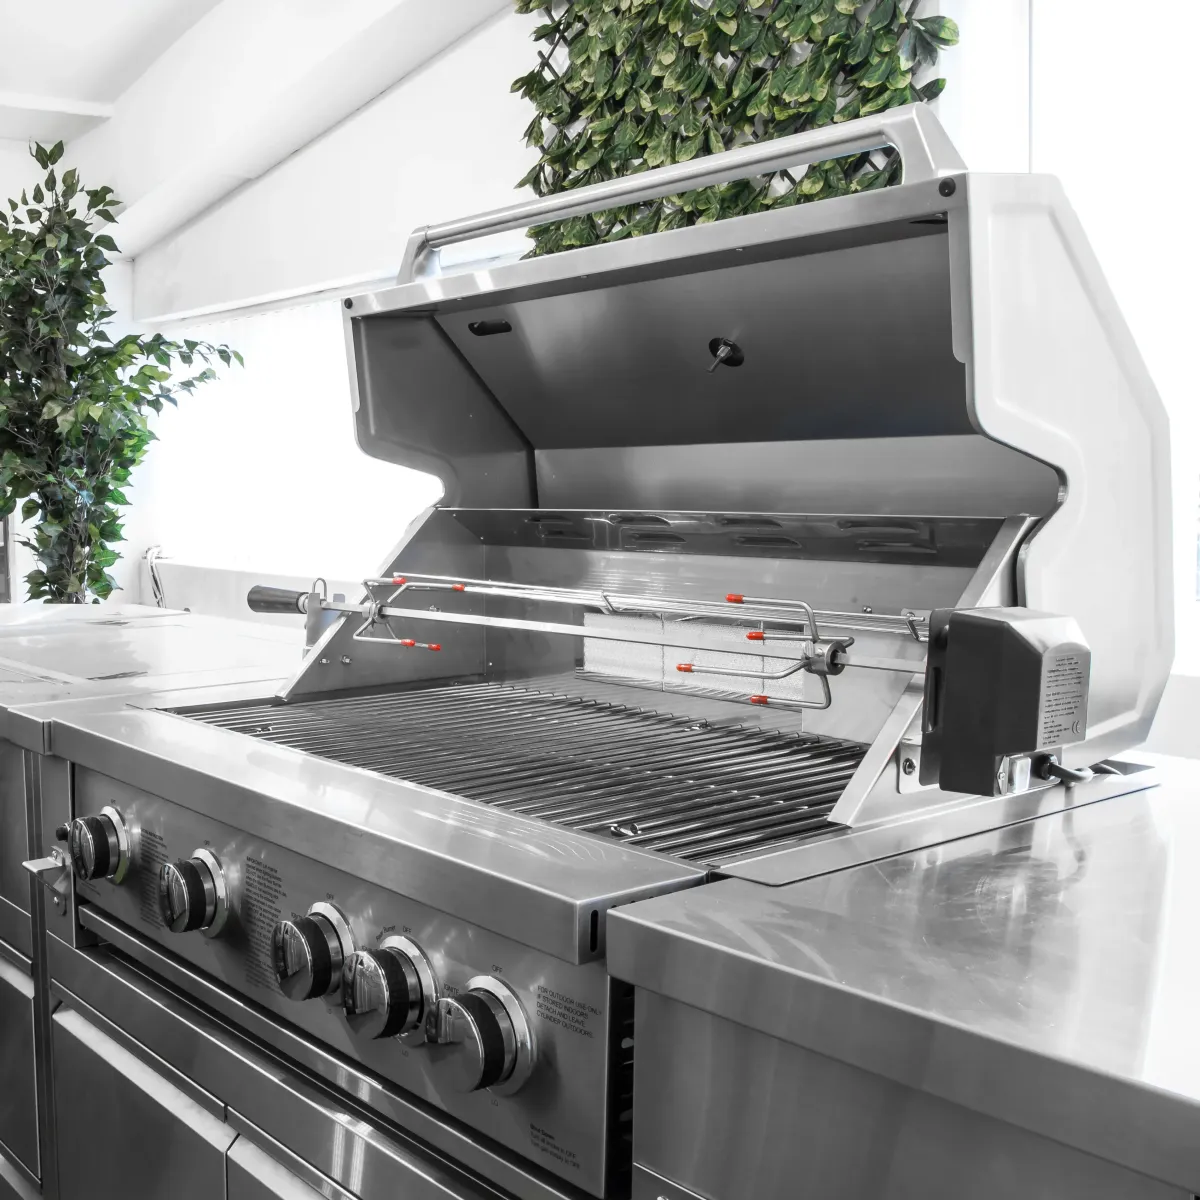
[56,806,130,884]
[272,903,355,1001]
[431,977,535,1095]
[342,936,438,1041]
[158,849,228,937]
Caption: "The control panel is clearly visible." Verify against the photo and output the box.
[65,770,623,1197]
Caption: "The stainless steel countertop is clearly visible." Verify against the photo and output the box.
[608,759,1200,1190]
[0,605,300,749]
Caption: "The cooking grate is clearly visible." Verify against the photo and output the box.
[182,681,866,867]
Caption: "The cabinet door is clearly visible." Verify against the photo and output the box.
[53,1008,234,1200]
[0,956,38,1180]
[0,742,31,958]
[227,1138,345,1200]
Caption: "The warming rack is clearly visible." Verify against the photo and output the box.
[182,680,869,868]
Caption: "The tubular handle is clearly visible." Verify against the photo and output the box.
[401,103,964,277]
[247,586,308,615]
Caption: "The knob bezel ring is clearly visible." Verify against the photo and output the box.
[192,848,228,939]
[466,975,535,1095]
[381,935,439,1045]
[308,902,355,1002]
[99,806,130,884]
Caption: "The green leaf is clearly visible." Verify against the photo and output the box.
[846,22,874,63]
[730,56,755,99]
[916,15,959,46]
[868,0,897,28]
[859,53,895,87]
[919,76,947,101]
[48,140,64,164]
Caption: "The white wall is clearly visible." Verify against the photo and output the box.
[133,10,539,320]
[114,299,440,595]
[0,138,38,200]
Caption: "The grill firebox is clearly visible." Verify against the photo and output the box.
[184,680,867,868]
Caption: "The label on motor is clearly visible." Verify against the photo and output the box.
[1038,651,1088,746]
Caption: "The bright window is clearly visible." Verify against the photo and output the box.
[125,299,442,582]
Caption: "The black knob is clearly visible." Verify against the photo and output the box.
[273,914,344,1001]
[67,814,120,882]
[158,852,225,935]
[341,948,423,1039]
[55,824,69,843]
[433,989,518,1092]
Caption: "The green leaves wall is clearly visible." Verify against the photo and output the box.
[511,0,959,255]
[0,142,240,603]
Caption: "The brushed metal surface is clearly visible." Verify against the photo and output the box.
[41,698,703,965]
[62,772,630,1195]
[52,1007,234,1200]
[50,936,579,1200]
[610,773,1200,1191]
[59,918,593,1200]
[0,954,38,1181]
[227,1132,352,1200]
[630,990,1188,1200]
[0,742,30,927]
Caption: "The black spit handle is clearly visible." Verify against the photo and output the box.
[246,586,307,615]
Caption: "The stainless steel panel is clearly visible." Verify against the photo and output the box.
[49,936,574,1200]
[52,1007,234,1200]
[49,980,225,1122]
[0,615,296,686]
[536,435,1060,518]
[42,697,702,964]
[0,1153,39,1200]
[721,764,1155,883]
[610,775,1200,1192]
[0,954,38,1181]
[227,1137,338,1200]
[0,742,30,929]
[631,1166,705,1200]
[65,749,623,1193]
[631,991,1188,1200]
[0,900,30,964]
[436,231,966,449]
[65,915,584,1200]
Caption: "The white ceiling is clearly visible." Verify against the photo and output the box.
[0,0,222,140]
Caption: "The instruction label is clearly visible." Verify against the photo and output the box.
[530,1124,580,1171]
[1039,651,1089,746]
[535,985,600,1039]
[137,828,169,928]
[241,857,286,992]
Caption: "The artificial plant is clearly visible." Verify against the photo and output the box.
[0,141,240,603]
[512,0,959,255]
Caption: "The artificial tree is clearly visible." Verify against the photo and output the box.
[512,0,959,255]
[0,141,239,603]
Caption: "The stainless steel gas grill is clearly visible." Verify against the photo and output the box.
[183,680,869,866]
[24,105,1175,1200]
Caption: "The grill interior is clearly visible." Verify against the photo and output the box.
[183,680,866,867]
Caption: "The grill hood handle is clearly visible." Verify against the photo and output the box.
[399,102,965,282]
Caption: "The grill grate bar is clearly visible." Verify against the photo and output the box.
[182,681,867,867]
